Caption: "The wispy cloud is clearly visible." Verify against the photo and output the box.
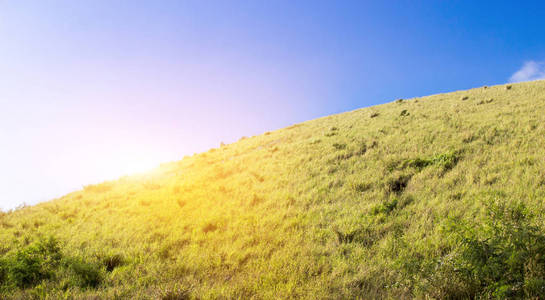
[509,61,545,83]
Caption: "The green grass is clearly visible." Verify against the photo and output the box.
[2,80,545,298]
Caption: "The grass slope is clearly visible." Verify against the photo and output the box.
[2,80,545,299]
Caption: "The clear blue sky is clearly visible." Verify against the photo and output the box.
[1,1,545,210]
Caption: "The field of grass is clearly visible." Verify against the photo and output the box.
[2,80,545,299]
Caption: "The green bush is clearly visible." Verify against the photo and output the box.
[0,258,7,286]
[8,237,62,288]
[400,150,461,172]
[64,257,102,288]
[445,200,545,298]
[101,253,125,272]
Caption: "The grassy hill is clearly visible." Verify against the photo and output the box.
[2,80,545,299]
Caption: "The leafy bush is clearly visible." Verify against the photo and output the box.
[0,258,7,286]
[352,182,371,193]
[372,198,398,215]
[8,237,62,288]
[400,150,461,172]
[101,253,125,272]
[386,175,411,194]
[444,200,545,298]
[64,257,102,288]
[332,143,346,150]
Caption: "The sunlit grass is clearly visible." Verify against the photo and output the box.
[2,80,545,298]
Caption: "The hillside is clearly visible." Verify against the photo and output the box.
[2,80,545,299]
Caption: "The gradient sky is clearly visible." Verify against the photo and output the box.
[2,1,545,211]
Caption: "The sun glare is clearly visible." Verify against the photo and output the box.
[101,154,164,180]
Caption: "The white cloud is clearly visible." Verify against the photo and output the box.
[509,61,545,83]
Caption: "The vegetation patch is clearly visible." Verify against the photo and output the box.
[386,175,411,194]
[439,200,545,298]
[0,237,103,292]
[332,143,347,150]
[395,150,462,173]
[1,81,545,299]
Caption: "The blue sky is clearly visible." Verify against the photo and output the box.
[1,1,545,210]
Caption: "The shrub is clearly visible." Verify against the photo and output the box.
[372,198,398,215]
[8,237,62,288]
[431,151,461,171]
[331,152,353,162]
[370,112,379,118]
[354,143,367,156]
[400,109,409,117]
[506,85,512,90]
[64,257,102,288]
[443,200,545,298]
[101,253,124,272]
[400,151,461,172]
[402,157,433,170]
[386,175,411,194]
[0,258,7,286]
[352,182,371,193]
[461,96,469,101]
[332,143,347,150]
[333,228,359,244]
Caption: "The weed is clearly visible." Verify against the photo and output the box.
[64,257,102,288]
[101,253,124,272]
[354,143,367,156]
[158,285,191,300]
[442,200,545,298]
[400,151,461,172]
[334,152,354,161]
[352,182,372,193]
[333,228,359,244]
[372,198,398,215]
[332,143,347,150]
[386,175,411,194]
[5,237,62,288]
[202,222,218,233]
[0,258,7,286]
